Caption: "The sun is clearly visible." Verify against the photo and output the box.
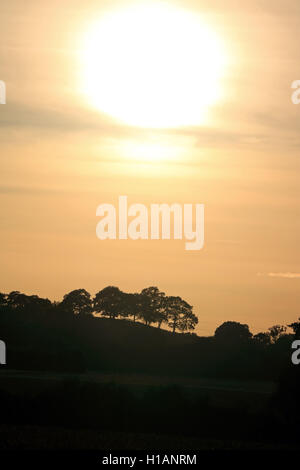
[80,2,227,128]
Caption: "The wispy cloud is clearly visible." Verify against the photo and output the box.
[258,272,300,279]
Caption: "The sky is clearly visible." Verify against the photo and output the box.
[1,0,300,335]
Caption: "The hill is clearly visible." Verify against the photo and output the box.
[0,312,292,381]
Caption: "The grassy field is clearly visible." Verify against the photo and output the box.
[0,425,296,451]
[0,369,292,450]
[0,369,276,412]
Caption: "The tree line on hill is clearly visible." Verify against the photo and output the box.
[1,286,300,381]
[1,287,299,341]
[0,287,198,333]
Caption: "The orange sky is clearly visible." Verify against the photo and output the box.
[1,0,300,335]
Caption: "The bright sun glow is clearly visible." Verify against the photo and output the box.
[80,2,227,128]
[118,139,184,162]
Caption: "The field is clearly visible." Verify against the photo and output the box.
[0,368,283,450]
[0,369,276,410]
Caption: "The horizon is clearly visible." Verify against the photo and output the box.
[0,285,296,336]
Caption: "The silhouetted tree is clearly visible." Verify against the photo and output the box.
[214,321,252,343]
[140,287,166,327]
[61,289,92,316]
[6,291,52,315]
[0,292,7,305]
[268,324,287,344]
[0,293,9,316]
[121,292,141,322]
[177,309,198,333]
[288,318,300,338]
[93,286,124,319]
[253,332,271,346]
[164,296,195,333]
[7,291,30,309]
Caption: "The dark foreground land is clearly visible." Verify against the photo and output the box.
[0,368,298,450]
[1,299,300,450]
[1,425,298,450]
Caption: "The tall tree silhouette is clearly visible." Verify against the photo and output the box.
[61,289,92,316]
[140,287,166,327]
[164,296,196,333]
[121,292,141,322]
[177,309,198,333]
[93,286,124,319]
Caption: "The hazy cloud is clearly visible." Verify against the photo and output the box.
[258,272,300,279]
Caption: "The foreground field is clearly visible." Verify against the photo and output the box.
[0,369,276,411]
[0,369,292,450]
[0,425,297,451]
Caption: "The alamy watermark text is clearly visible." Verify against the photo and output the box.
[0,340,6,365]
[96,196,204,251]
[0,81,6,104]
